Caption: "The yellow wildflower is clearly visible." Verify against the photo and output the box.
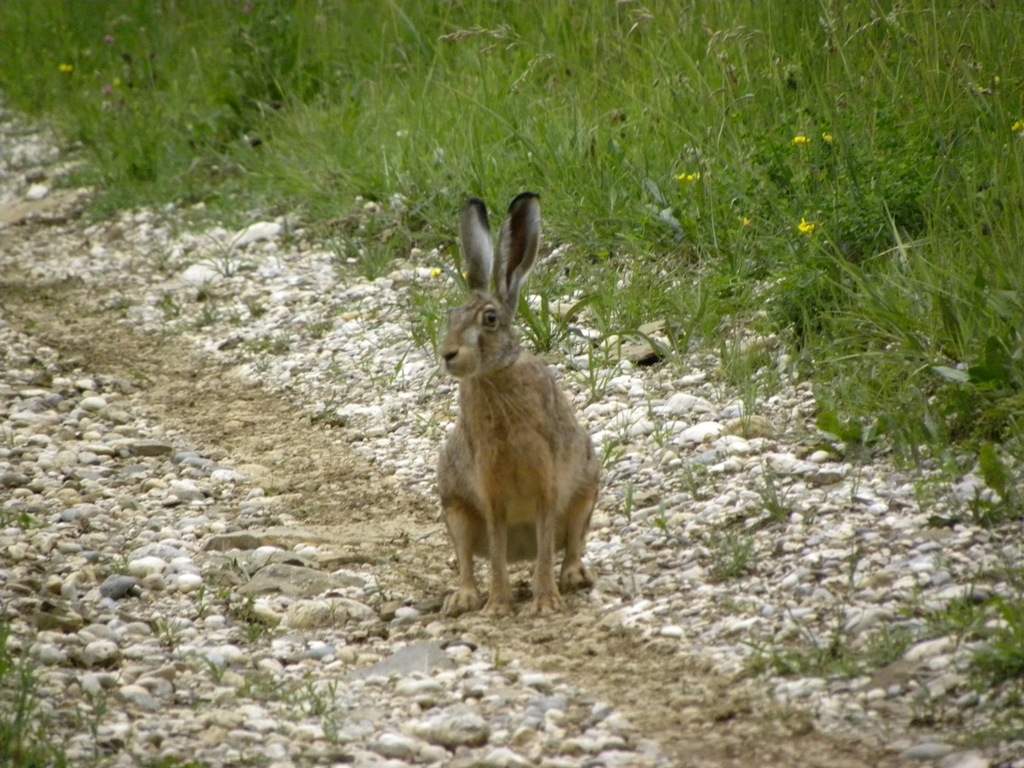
[430,268,442,278]
[59,64,73,74]
[792,135,810,146]
[675,172,701,183]
[798,218,816,235]
[1012,120,1024,134]
[741,217,752,228]
[821,132,833,144]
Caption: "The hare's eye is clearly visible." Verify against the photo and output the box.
[482,308,498,328]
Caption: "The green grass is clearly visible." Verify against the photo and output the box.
[0,622,68,767]
[2,0,1023,469]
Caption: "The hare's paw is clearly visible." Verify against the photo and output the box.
[482,596,514,617]
[442,587,483,616]
[529,590,562,616]
[559,562,594,593]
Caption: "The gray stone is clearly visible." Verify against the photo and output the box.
[481,747,533,768]
[0,471,30,488]
[411,708,490,749]
[282,597,377,629]
[204,532,264,551]
[82,639,120,667]
[368,732,421,760]
[346,642,456,680]
[100,575,142,601]
[938,751,990,768]
[902,742,956,761]
[127,439,174,457]
[129,543,187,560]
[240,563,353,599]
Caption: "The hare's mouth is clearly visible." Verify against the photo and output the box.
[442,352,470,378]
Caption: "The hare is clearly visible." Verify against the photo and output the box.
[437,192,599,616]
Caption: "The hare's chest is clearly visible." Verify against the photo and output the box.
[475,452,554,523]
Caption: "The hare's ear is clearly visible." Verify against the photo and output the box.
[459,198,493,293]
[495,192,541,315]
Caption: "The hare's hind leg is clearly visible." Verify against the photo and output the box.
[559,485,596,593]
[442,499,484,616]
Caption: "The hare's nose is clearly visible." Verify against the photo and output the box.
[442,350,458,363]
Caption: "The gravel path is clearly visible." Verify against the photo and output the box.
[2,106,1021,768]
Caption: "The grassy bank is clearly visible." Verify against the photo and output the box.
[2,0,1023,471]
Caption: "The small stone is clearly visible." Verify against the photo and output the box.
[25,183,50,200]
[0,471,30,488]
[127,556,167,578]
[481,746,533,768]
[902,742,956,761]
[346,642,456,680]
[128,440,174,457]
[283,598,377,629]
[369,732,421,760]
[411,709,490,749]
[395,678,442,706]
[79,396,108,412]
[180,263,222,285]
[678,421,723,445]
[99,575,142,600]
[175,573,203,593]
[938,751,990,768]
[119,684,161,711]
[36,644,68,666]
[82,639,120,667]
[233,221,282,247]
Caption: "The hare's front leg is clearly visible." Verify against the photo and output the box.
[560,485,596,593]
[483,510,514,616]
[442,500,483,616]
[531,506,561,614]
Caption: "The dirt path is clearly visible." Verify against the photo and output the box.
[1,266,908,768]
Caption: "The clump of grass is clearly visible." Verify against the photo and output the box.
[707,530,757,582]
[0,622,68,767]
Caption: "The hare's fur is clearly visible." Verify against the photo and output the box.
[437,193,598,616]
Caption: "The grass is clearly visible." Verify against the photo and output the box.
[0,621,68,767]
[3,1,1022,472]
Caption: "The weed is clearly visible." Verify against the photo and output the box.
[244,297,268,319]
[194,304,219,329]
[598,438,625,473]
[745,611,913,680]
[408,279,450,357]
[246,334,292,357]
[680,462,710,502]
[571,344,617,403]
[156,293,182,321]
[708,530,757,582]
[201,235,247,277]
[757,469,791,526]
[0,621,68,767]
[622,482,635,524]
[226,595,270,644]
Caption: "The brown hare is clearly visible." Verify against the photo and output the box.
[437,192,599,616]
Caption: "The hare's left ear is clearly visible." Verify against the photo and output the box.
[459,198,493,293]
[495,192,541,316]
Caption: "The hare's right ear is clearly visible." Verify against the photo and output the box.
[459,198,493,293]
[495,192,541,316]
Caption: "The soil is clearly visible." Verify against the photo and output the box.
[0,218,910,768]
